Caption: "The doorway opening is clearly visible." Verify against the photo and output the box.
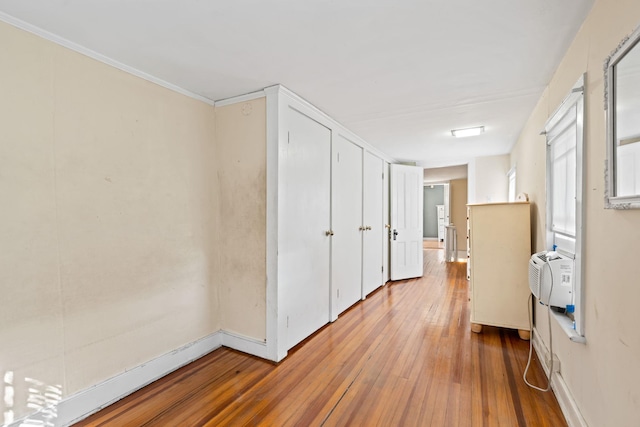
[423,183,450,244]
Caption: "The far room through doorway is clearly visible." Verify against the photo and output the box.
[423,183,449,243]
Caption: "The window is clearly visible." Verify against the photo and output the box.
[549,105,577,237]
[507,167,517,202]
[543,75,585,340]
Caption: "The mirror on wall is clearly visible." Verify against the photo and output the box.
[605,25,640,208]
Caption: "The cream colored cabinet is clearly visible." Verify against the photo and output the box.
[467,202,531,339]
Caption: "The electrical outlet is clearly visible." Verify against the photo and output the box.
[544,353,561,373]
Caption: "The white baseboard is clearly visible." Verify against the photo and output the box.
[551,372,589,427]
[10,329,270,427]
[532,328,588,427]
[221,330,268,359]
[10,332,223,427]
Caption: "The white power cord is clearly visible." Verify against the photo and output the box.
[523,257,555,392]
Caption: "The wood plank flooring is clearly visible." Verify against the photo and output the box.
[76,248,566,427]
[422,239,444,249]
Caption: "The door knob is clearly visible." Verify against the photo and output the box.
[393,229,398,240]
[325,230,334,236]
[366,226,372,231]
[359,226,366,231]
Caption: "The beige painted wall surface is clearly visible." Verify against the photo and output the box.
[0,21,218,421]
[509,89,548,253]
[0,19,65,424]
[510,0,640,424]
[215,99,267,341]
[450,179,468,251]
[473,155,509,203]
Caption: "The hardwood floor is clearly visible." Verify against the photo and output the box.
[76,249,566,427]
[423,239,444,249]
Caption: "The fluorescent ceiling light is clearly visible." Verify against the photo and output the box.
[451,126,485,138]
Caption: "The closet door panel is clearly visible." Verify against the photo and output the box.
[331,136,363,315]
[280,108,331,350]
[362,152,384,297]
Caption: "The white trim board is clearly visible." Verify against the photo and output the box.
[532,327,588,427]
[8,331,222,427]
[215,90,266,107]
[0,11,216,106]
[221,331,268,359]
[264,85,283,362]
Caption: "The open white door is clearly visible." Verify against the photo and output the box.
[390,164,424,280]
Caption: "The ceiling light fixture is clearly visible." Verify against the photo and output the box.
[451,126,485,138]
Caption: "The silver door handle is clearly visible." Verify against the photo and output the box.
[393,229,398,240]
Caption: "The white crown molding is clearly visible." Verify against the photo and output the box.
[0,11,216,106]
[215,90,267,107]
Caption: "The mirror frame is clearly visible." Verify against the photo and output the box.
[605,25,640,209]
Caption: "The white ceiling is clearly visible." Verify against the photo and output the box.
[0,0,594,168]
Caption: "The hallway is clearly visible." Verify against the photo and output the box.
[77,249,566,426]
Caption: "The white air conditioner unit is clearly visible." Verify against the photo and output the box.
[528,251,574,308]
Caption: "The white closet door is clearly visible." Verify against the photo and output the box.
[280,108,331,350]
[331,136,363,315]
[362,152,384,297]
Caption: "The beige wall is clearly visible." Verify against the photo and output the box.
[470,155,509,204]
[510,0,640,424]
[449,179,468,251]
[215,99,267,340]
[0,21,218,420]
